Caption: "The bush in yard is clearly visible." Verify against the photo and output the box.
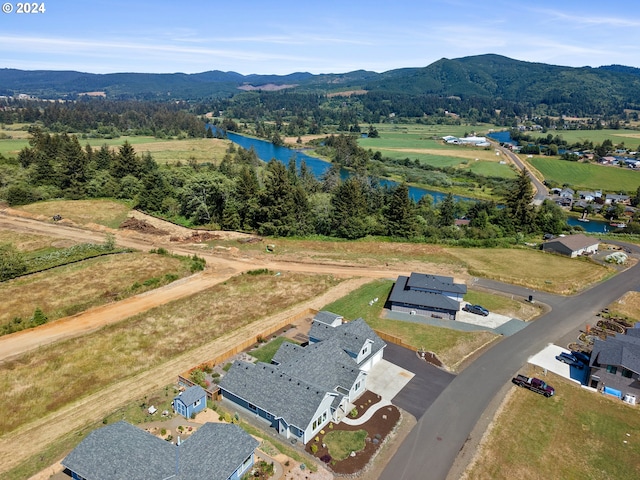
[311,444,318,454]
[349,408,358,418]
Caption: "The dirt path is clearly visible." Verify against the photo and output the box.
[0,277,371,475]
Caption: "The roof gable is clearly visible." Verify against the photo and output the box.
[308,317,386,360]
[176,385,206,406]
[406,272,467,294]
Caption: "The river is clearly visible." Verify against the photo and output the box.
[212,127,470,203]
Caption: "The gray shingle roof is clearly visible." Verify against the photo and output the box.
[308,318,386,363]
[406,272,467,295]
[313,311,343,325]
[591,333,640,374]
[219,360,335,430]
[389,276,461,311]
[179,423,259,480]
[272,341,305,365]
[61,421,174,480]
[62,421,257,480]
[177,385,206,407]
[543,233,599,252]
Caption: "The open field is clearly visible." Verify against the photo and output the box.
[464,371,640,479]
[127,137,230,164]
[321,279,498,368]
[0,271,340,437]
[607,291,640,322]
[0,230,73,253]
[527,156,640,192]
[0,251,192,327]
[16,199,132,228]
[528,128,640,147]
[447,247,613,294]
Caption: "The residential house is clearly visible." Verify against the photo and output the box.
[388,272,466,320]
[61,421,259,480]
[174,385,207,419]
[577,191,596,202]
[541,233,599,258]
[588,328,640,400]
[559,187,575,199]
[605,194,631,205]
[219,317,385,444]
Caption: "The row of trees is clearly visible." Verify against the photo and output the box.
[1,131,569,243]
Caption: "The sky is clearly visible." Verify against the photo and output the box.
[0,0,639,75]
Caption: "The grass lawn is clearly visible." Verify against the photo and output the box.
[15,199,132,228]
[528,128,640,147]
[0,272,340,437]
[128,137,230,165]
[321,279,497,368]
[323,429,368,461]
[447,247,613,294]
[527,156,640,192]
[249,337,299,363]
[466,372,640,479]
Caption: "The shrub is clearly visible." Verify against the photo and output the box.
[310,444,318,454]
[160,428,167,436]
[349,408,358,418]
[320,454,332,463]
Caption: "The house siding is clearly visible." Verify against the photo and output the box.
[174,395,205,419]
[219,390,278,429]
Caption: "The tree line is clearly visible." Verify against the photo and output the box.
[0,131,570,244]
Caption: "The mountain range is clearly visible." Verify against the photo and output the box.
[2,54,640,109]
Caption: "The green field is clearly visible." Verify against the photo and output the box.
[528,156,640,192]
[529,128,640,148]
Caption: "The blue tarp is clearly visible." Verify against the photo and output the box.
[603,386,622,399]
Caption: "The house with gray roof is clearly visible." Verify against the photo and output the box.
[61,421,258,480]
[588,331,640,399]
[541,233,599,258]
[389,273,467,320]
[174,385,207,419]
[313,310,343,327]
[219,316,385,443]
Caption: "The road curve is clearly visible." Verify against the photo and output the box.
[495,142,548,204]
[380,255,640,480]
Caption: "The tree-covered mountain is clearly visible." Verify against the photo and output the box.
[2,54,640,115]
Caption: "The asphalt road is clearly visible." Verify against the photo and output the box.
[496,142,548,204]
[380,252,640,480]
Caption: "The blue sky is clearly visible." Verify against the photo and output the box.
[0,0,638,75]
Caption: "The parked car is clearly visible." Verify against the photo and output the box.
[571,350,591,365]
[556,352,584,369]
[463,304,489,316]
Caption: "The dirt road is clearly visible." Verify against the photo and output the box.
[0,210,406,476]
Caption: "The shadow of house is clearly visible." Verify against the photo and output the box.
[61,421,258,480]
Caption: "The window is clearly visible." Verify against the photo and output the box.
[606,365,618,375]
[194,399,201,407]
[248,403,257,412]
[265,412,272,420]
[621,368,633,378]
[354,381,361,391]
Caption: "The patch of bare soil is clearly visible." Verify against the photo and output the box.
[119,217,169,235]
[306,405,401,476]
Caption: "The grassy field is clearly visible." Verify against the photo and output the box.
[16,199,133,228]
[0,251,193,327]
[321,279,497,368]
[607,291,640,323]
[0,271,340,436]
[528,128,640,148]
[465,371,640,479]
[249,337,299,363]
[527,156,640,192]
[447,247,613,294]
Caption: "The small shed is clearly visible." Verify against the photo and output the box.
[174,385,207,419]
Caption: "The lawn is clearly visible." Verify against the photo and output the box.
[528,128,640,148]
[447,247,613,294]
[607,291,640,323]
[249,337,299,363]
[128,137,230,165]
[465,372,640,479]
[0,272,340,436]
[321,279,498,368]
[323,429,368,460]
[527,156,640,192]
[16,199,133,228]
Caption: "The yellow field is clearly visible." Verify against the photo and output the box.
[16,199,132,228]
[131,137,230,164]
[607,291,640,322]
[447,247,612,294]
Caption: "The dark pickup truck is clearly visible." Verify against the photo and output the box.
[512,374,555,397]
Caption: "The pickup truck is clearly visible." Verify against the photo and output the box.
[512,374,555,397]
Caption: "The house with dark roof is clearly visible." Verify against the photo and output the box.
[313,310,343,327]
[541,233,599,258]
[174,385,207,419]
[61,421,258,480]
[219,317,385,444]
[388,272,467,320]
[588,329,640,399]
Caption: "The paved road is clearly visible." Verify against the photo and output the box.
[495,142,548,204]
[380,254,640,480]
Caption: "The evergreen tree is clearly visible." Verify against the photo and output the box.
[385,183,418,238]
[137,170,171,213]
[437,193,456,227]
[235,165,260,230]
[330,177,369,239]
[504,169,535,232]
[58,135,88,198]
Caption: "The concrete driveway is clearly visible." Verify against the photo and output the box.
[528,344,589,385]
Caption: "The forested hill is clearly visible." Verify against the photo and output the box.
[2,54,640,113]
